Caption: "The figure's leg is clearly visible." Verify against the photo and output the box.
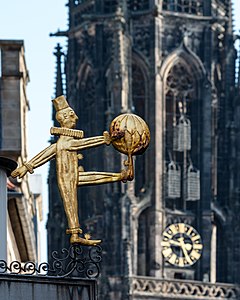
[58,177,101,245]
[78,171,123,186]
[58,179,80,230]
[78,155,134,186]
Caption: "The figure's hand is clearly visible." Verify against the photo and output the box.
[11,165,28,178]
[111,130,125,140]
[103,131,111,145]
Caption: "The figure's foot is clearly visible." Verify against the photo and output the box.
[66,227,101,246]
[121,169,129,183]
[120,154,134,182]
[66,227,83,235]
[70,233,101,246]
[121,169,134,182]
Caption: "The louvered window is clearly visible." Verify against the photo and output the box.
[165,62,200,207]
[162,0,203,15]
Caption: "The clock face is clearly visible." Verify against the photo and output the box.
[161,223,203,267]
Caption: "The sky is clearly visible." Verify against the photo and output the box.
[0,0,68,261]
[0,1,240,262]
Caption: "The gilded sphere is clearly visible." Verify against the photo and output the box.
[109,113,150,156]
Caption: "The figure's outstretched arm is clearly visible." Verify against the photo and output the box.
[11,143,57,178]
[69,131,111,151]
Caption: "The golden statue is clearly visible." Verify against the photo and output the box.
[11,96,150,246]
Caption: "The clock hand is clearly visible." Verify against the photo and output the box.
[178,237,192,265]
[177,237,192,250]
[169,240,181,246]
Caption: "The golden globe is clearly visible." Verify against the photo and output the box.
[109,113,150,156]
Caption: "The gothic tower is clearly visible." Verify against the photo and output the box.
[48,0,240,298]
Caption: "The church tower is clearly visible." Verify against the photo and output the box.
[49,0,240,298]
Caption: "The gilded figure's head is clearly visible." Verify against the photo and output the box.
[52,95,78,128]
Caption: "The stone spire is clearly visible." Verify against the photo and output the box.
[53,43,64,128]
[47,43,68,260]
[54,43,64,98]
[112,0,132,113]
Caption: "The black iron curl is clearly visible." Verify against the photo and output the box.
[0,244,102,279]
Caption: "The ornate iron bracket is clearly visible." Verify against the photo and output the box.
[0,244,102,279]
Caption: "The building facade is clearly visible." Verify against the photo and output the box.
[49,1,240,298]
[0,40,42,263]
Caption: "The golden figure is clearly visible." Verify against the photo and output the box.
[11,95,150,246]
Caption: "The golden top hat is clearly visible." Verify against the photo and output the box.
[52,95,69,111]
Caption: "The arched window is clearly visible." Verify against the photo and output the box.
[82,72,96,135]
[165,63,195,150]
[165,62,199,209]
[132,64,146,118]
[78,70,100,218]
[132,63,147,195]
[127,0,149,11]
[104,0,118,13]
[79,70,98,175]
[162,0,203,15]
[137,209,150,275]
[216,218,227,282]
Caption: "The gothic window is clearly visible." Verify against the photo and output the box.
[127,0,149,11]
[165,63,194,152]
[137,209,150,275]
[162,0,203,15]
[132,63,147,195]
[79,71,97,217]
[74,6,94,26]
[165,62,200,209]
[82,72,96,135]
[104,0,118,13]
[216,219,227,282]
[132,64,146,118]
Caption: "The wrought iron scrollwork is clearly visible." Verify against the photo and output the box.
[0,244,102,279]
